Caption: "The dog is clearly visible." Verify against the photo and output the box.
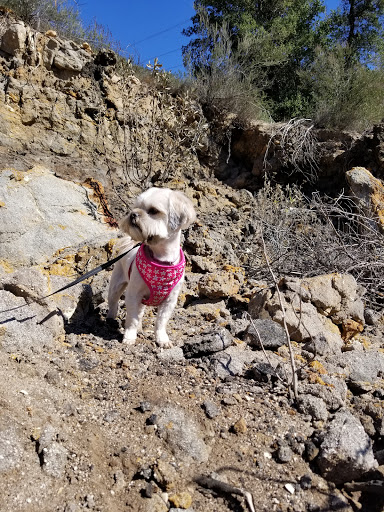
[107,187,196,348]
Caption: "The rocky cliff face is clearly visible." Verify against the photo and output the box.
[0,12,384,512]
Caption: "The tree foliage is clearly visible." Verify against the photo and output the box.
[183,0,384,127]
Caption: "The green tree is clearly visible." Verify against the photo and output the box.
[183,0,326,120]
[324,0,384,64]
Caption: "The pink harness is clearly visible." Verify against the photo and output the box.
[130,244,185,306]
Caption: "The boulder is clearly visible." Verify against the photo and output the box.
[346,166,384,232]
[317,410,377,484]
[249,273,365,353]
[1,22,27,55]
[153,404,210,463]
[0,165,115,267]
[245,318,286,349]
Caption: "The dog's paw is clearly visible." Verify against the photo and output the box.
[155,332,173,349]
[123,329,137,345]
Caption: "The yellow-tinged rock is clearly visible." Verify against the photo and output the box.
[232,417,247,434]
[309,360,327,374]
[342,318,364,342]
[169,491,193,509]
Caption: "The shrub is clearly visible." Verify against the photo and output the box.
[1,0,119,51]
[183,10,271,125]
[247,182,384,309]
[303,46,384,130]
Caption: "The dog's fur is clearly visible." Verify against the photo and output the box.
[107,187,196,348]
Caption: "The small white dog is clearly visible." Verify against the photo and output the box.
[107,187,196,348]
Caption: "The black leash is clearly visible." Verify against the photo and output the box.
[0,243,141,315]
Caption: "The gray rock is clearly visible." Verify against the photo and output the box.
[158,346,185,362]
[298,395,328,422]
[0,289,63,354]
[1,22,27,55]
[0,416,24,473]
[38,425,68,478]
[342,350,384,385]
[53,47,85,72]
[317,410,378,484]
[211,344,257,379]
[202,400,221,419]
[41,442,68,478]
[300,375,348,411]
[0,166,115,267]
[154,404,209,463]
[183,327,233,358]
[245,318,286,349]
[276,444,294,463]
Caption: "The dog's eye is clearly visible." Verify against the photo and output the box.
[148,207,160,215]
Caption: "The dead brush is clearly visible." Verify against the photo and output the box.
[245,183,384,310]
[263,118,320,183]
[105,58,208,199]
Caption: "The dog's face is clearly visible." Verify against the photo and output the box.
[120,187,196,243]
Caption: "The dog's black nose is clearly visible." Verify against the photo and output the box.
[130,211,138,223]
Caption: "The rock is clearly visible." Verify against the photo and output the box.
[342,350,384,386]
[317,410,378,484]
[192,300,231,323]
[0,289,64,354]
[276,444,294,463]
[154,404,209,463]
[202,400,221,419]
[158,346,185,362]
[169,492,193,509]
[346,167,384,232]
[249,273,365,353]
[232,417,247,434]
[38,425,68,478]
[300,375,348,411]
[0,415,24,473]
[297,395,328,422]
[0,166,115,267]
[41,442,68,478]
[1,22,27,55]
[210,344,257,378]
[183,327,233,358]
[198,267,243,299]
[245,318,286,349]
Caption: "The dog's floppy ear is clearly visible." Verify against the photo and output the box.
[119,215,130,234]
[169,190,196,231]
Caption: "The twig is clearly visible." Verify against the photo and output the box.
[195,476,256,512]
[246,314,288,385]
[260,228,298,401]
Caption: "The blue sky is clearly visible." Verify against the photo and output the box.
[80,0,340,73]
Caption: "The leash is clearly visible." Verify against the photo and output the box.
[0,243,141,315]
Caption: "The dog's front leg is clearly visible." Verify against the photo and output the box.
[154,283,182,348]
[123,296,145,345]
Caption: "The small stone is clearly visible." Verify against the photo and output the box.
[299,474,312,490]
[305,440,319,462]
[78,357,99,371]
[285,483,295,494]
[202,400,220,419]
[232,417,247,434]
[169,491,193,509]
[221,396,237,406]
[276,445,294,463]
[139,401,152,413]
[103,410,119,423]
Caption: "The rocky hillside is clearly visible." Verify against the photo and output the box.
[1,12,384,512]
